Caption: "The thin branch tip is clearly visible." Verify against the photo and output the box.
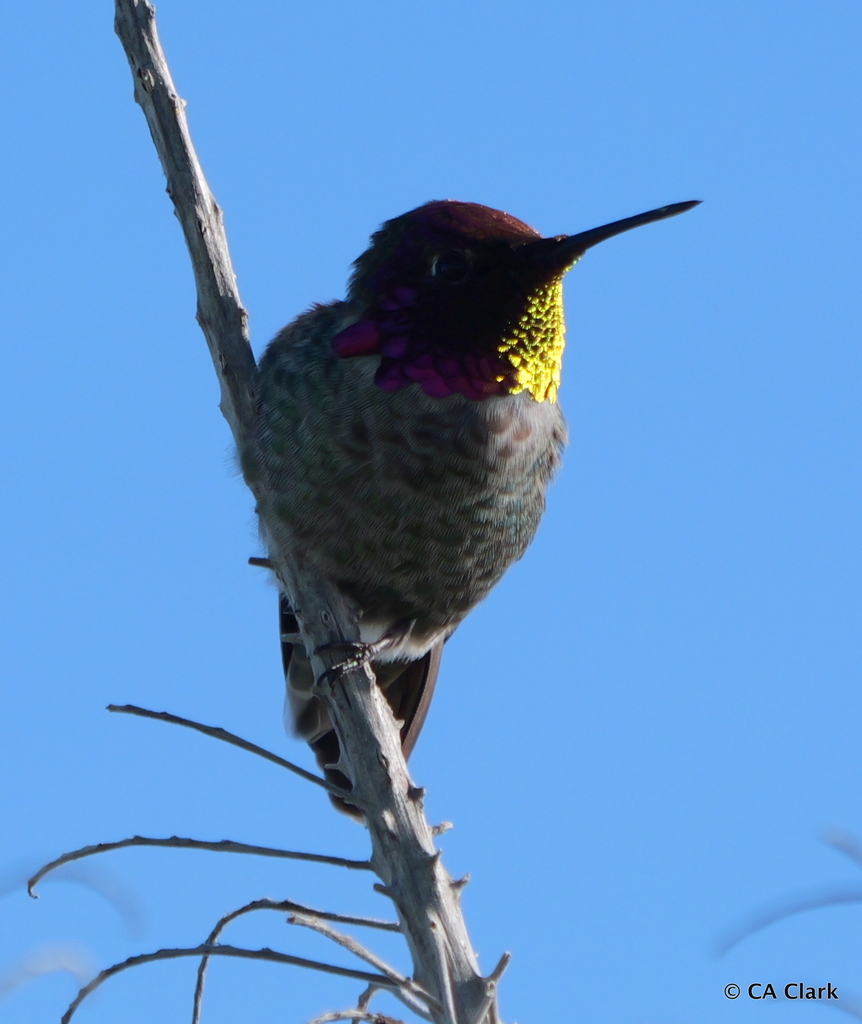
[62,943,393,1024]
[286,913,425,1003]
[29,835,371,896]
[105,703,347,796]
[488,952,512,983]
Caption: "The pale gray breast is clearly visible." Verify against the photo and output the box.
[243,302,567,641]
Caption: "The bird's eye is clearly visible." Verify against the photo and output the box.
[431,250,471,283]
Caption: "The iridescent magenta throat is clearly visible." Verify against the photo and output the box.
[331,288,516,402]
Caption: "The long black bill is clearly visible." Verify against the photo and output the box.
[525,199,701,272]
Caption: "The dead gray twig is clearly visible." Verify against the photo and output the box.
[307,1013,404,1024]
[29,836,371,897]
[288,913,436,1020]
[62,944,393,1024]
[469,954,512,1024]
[192,899,400,1024]
[358,984,384,1011]
[107,703,346,797]
[113,0,258,440]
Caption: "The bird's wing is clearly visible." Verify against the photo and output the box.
[388,639,443,758]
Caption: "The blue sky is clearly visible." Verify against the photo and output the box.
[2,2,862,1022]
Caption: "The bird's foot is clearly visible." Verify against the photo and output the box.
[314,620,414,687]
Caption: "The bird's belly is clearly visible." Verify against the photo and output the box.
[253,383,563,656]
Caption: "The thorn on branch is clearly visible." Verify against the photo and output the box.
[323,758,352,779]
[471,953,512,1024]
[451,874,470,892]
[432,821,453,836]
[486,952,511,984]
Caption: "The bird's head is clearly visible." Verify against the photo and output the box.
[332,198,699,403]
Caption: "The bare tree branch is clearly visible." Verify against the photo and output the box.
[286,913,409,983]
[714,886,862,956]
[239,899,400,934]
[292,610,490,1024]
[358,984,384,1012]
[113,0,258,440]
[192,898,400,1024]
[62,944,394,1024]
[107,703,347,797]
[288,913,436,1020]
[29,836,371,897]
[307,1013,404,1024]
[113,1,506,1020]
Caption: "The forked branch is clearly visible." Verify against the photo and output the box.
[193,899,400,1024]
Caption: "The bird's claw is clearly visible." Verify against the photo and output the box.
[314,640,380,688]
[315,639,373,656]
[314,624,413,688]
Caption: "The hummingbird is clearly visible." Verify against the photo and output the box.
[241,198,699,814]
